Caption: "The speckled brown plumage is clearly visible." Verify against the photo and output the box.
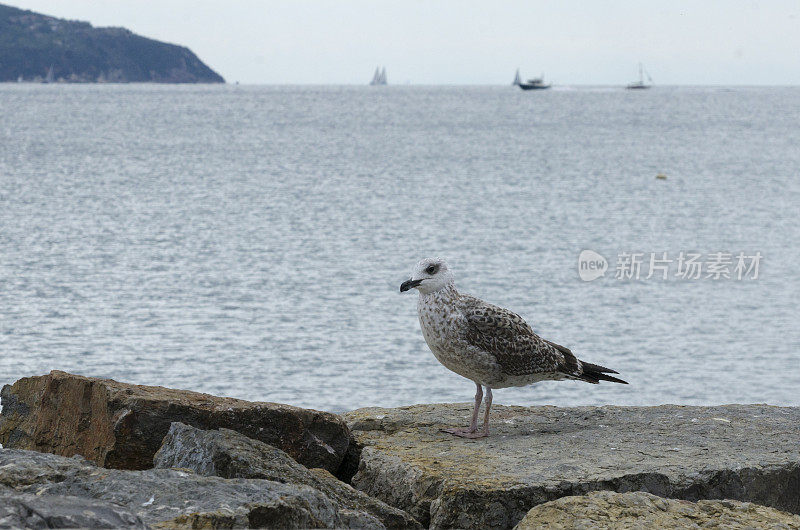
[462,294,580,378]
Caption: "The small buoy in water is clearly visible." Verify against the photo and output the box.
[656,173,667,180]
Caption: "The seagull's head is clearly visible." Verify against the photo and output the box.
[400,258,454,294]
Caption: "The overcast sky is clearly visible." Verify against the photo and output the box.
[9,0,800,85]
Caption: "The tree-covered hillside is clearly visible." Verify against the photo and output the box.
[0,3,224,83]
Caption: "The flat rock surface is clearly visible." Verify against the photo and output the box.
[0,489,147,528]
[0,370,350,473]
[345,403,800,529]
[154,422,421,528]
[0,447,364,528]
[514,490,800,529]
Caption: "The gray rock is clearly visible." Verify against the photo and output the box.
[0,489,146,529]
[0,447,366,528]
[0,371,350,474]
[154,422,422,528]
[344,403,800,529]
[513,490,800,529]
[153,421,313,483]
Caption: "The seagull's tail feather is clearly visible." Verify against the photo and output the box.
[579,361,628,384]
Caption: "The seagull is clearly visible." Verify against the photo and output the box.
[400,258,627,438]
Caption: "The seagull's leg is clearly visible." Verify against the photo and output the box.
[441,382,482,436]
[467,383,482,431]
[447,386,492,439]
[481,387,492,436]
[448,386,492,438]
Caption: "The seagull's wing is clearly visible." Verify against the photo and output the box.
[461,296,581,377]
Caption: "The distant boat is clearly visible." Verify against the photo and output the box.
[17,75,23,83]
[626,63,653,90]
[514,69,551,90]
[43,65,54,83]
[370,66,387,86]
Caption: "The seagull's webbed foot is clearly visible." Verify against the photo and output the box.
[440,426,477,436]
[441,427,489,439]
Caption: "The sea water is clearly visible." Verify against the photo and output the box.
[1,84,798,412]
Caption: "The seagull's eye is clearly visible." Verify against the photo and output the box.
[426,264,437,275]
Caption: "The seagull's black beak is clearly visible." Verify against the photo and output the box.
[400,278,423,292]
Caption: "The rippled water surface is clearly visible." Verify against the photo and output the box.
[1,84,798,413]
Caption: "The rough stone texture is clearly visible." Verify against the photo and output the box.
[150,510,247,529]
[345,403,800,529]
[0,447,375,528]
[0,371,350,474]
[0,489,147,528]
[153,422,422,529]
[514,490,800,529]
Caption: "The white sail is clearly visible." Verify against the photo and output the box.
[370,66,381,85]
[370,66,387,85]
[512,68,521,86]
[626,62,652,89]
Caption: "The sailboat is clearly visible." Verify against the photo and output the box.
[369,66,387,86]
[43,65,54,84]
[626,63,653,90]
[514,69,551,90]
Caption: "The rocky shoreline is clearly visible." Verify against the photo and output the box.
[1,371,799,529]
